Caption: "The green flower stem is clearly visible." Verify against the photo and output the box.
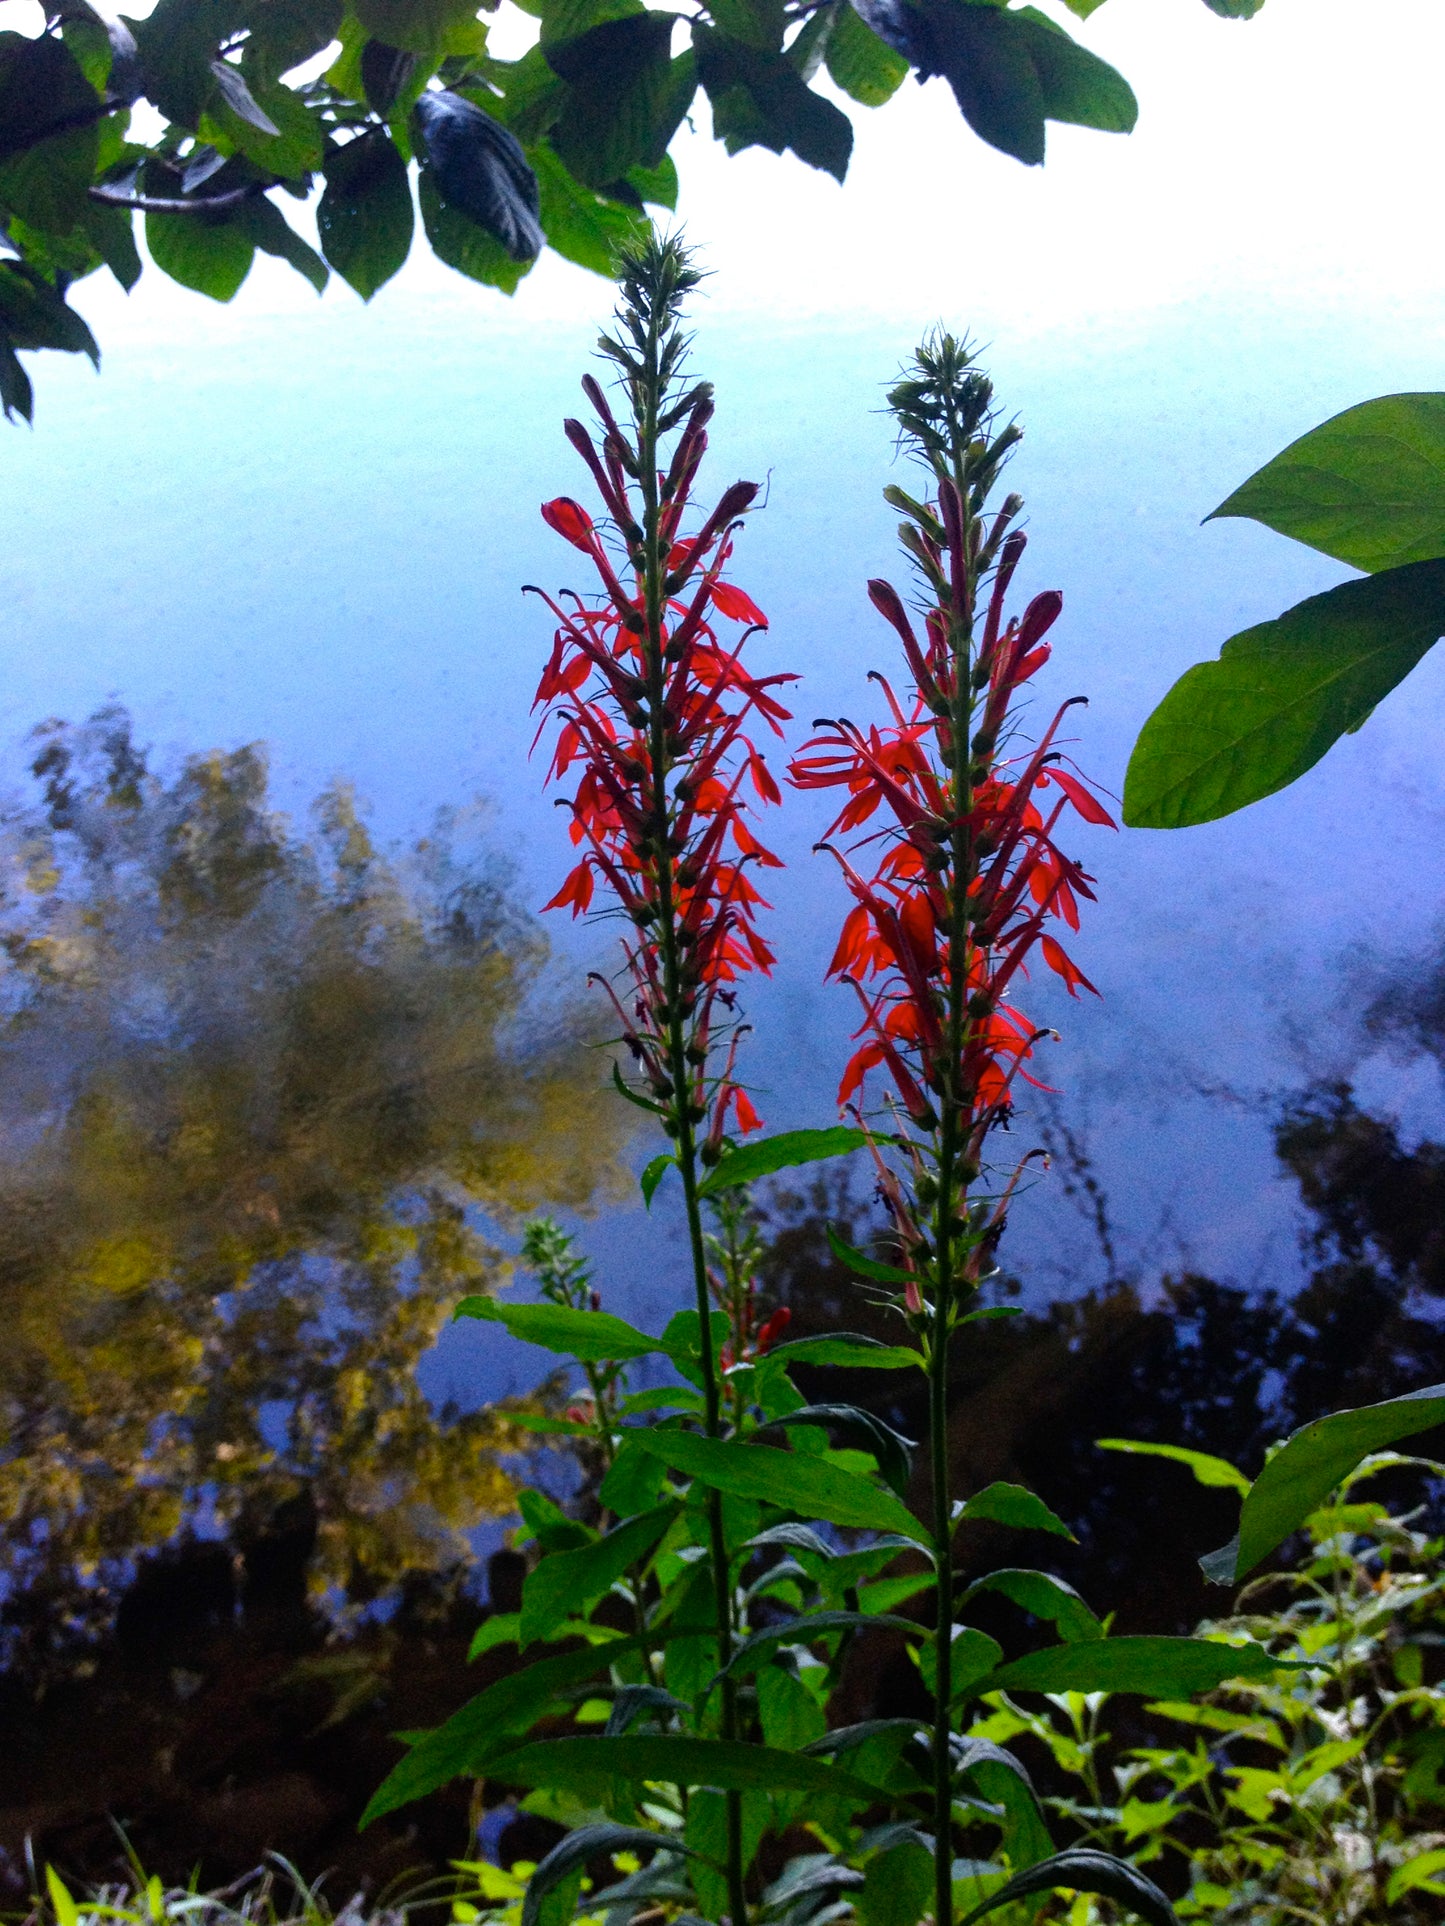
[634,268,750,1926]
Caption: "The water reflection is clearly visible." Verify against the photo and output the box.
[0,707,631,1667]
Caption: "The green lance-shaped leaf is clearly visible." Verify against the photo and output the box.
[1123,561,1445,828]
[318,128,415,299]
[978,1633,1293,1699]
[521,1826,697,1926]
[826,1224,923,1288]
[957,1849,1178,1926]
[456,1294,666,1363]
[1097,1437,1250,1494]
[958,1481,1073,1539]
[633,1429,929,1542]
[766,1332,922,1371]
[486,1733,883,1801]
[697,1125,873,1197]
[961,1568,1102,1643]
[765,1403,915,1495]
[1201,1381,1445,1585]
[1208,393,1445,574]
[713,1610,923,1683]
[520,1503,677,1644]
[361,1630,648,1823]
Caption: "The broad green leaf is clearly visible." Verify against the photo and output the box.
[709,0,785,51]
[537,0,645,45]
[1208,393,1445,574]
[0,262,99,362]
[1096,1437,1249,1495]
[521,1826,694,1926]
[625,151,679,207]
[902,0,1134,166]
[981,1634,1291,1698]
[767,1332,921,1371]
[957,1849,1178,1926]
[1014,7,1137,132]
[1059,0,1109,15]
[598,1434,671,1515]
[964,1749,1054,1869]
[1122,562,1445,827]
[860,1838,932,1926]
[824,2,908,105]
[698,1126,872,1198]
[767,1402,914,1495]
[237,194,328,293]
[487,1733,882,1800]
[1200,0,1268,17]
[531,141,649,275]
[959,1481,1073,1540]
[1201,1381,1445,1584]
[633,1430,928,1541]
[0,33,100,232]
[693,27,853,181]
[962,1568,1102,1643]
[319,129,415,299]
[859,1571,933,1613]
[419,168,533,290]
[361,1631,648,1823]
[520,1503,675,1644]
[547,18,695,185]
[518,1486,595,1551]
[145,207,254,301]
[456,1294,665,1362]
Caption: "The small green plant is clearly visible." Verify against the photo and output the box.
[976,1449,1445,1926]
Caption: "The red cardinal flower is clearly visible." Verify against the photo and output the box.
[531,244,790,1166]
[790,337,1114,1284]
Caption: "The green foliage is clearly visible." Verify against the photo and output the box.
[0,707,630,1657]
[1125,391,1445,826]
[0,0,1268,418]
[986,1457,1445,1926]
[1123,562,1445,827]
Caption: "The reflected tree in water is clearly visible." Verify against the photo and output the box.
[0,707,630,1663]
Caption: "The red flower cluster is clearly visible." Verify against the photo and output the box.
[531,374,794,1143]
[791,493,1114,1164]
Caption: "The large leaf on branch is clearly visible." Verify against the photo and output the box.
[1208,394,1445,574]
[145,204,255,300]
[361,1631,647,1823]
[531,142,649,275]
[857,0,1135,165]
[520,1503,676,1644]
[0,262,99,362]
[318,128,414,298]
[767,1332,921,1371]
[957,1849,1178,1926]
[456,1293,665,1363]
[697,1126,871,1197]
[959,1481,1073,1539]
[694,24,853,179]
[634,1429,928,1541]
[0,32,101,228]
[767,1403,915,1495]
[413,89,544,262]
[962,1568,1102,1643]
[979,1634,1291,1698]
[488,1733,882,1800]
[1123,562,1445,827]
[1201,1381,1445,1585]
[546,14,695,184]
[824,1,909,105]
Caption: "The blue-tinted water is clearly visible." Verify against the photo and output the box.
[6,4,1445,1409]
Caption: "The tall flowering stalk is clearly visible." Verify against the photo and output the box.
[530,233,792,1926]
[791,337,1114,1926]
